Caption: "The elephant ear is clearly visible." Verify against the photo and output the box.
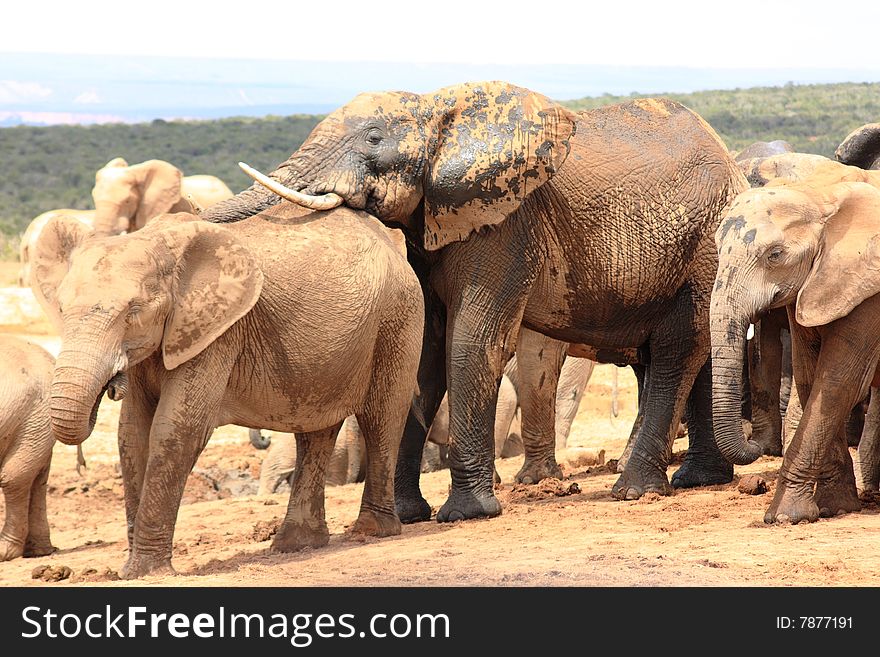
[133,160,184,230]
[423,82,577,251]
[156,214,264,369]
[29,214,93,331]
[796,182,880,327]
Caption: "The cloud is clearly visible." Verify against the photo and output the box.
[0,80,53,104]
[74,90,102,104]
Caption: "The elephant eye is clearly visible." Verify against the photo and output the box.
[766,247,784,264]
[365,130,383,147]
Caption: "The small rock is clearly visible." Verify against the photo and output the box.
[737,474,768,495]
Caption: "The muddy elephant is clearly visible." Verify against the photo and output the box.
[204,81,747,522]
[29,206,423,578]
[258,417,366,495]
[710,159,880,523]
[835,123,880,170]
[18,209,95,287]
[91,157,234,235]
[0,336,56,561]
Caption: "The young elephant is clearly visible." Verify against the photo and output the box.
[0,336,56,561]
[711,160,880,523]
[30,207,424,578]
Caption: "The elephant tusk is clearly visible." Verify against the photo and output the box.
[238,162,344,211]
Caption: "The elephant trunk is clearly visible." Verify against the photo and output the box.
[92,200,127,236]
[710,294,764,466]
[202,152,319,223]
[50,348,120,445]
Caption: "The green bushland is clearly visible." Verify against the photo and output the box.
[1,82,878,242]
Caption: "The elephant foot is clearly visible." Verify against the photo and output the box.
[671,455,733,489]
[23,536,56,558]
[271,519,330,552]
[436,488,501,523]
[814,479,861,518]
[764,479,819,524]
[351,508,402,538]
[611,464,672,500]
[0,537,24,562]
[395,493,432,524]
[514,456,563,485]
[120,552,176,579]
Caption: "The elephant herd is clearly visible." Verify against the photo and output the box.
[3,81,880,579]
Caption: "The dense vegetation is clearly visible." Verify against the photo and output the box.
[2,81,879,250]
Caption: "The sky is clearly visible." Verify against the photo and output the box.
[3,0,879,69]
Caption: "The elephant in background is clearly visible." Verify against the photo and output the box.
[91,157,234,235]
[18,209,95,287]
[0,336,56,561]
[30,205,424,578]
[836,123,880,170]
[257,339,596,494]
[206,81,747,522]
[257,417,365,495]
[734,139,794,163]
[710,159,880,523]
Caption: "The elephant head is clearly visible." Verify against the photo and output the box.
[836,123,880,170]
[29,213,262,445]
[92,158,193,236]
[203,81,577,251]
[710,173,880,464]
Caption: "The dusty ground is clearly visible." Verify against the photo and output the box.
[2,327,880,587]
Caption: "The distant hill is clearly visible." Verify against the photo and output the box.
[1,81,879,241]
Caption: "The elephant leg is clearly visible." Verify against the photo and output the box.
[858,387,880,491]
[327,418,357,486]
[671,358,734,488]
[779,327,793,415]
[272,425,341,552]
[612,286,707,500]
[257,434,297,496]
[0,451,34,562]
[435,230,539,523]
[749,314,784,456]
[813,427,861,518]
[494,375,518,458]
[514,328,567,485]
[617,363,646,472]
[765,322,872,524]
[845,400,867,447]
[394,274,447,524]
[554,356,593,450]
[24,462,53,557]
[783,381,803,453]
[352,411,404,539]
[117,379,156,548]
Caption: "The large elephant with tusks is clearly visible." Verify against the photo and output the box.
[204,81,748,522]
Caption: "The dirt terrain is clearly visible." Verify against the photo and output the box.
[2,326,879,587]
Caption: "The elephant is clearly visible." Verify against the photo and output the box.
[0,336,56,561]
[258,417,366,495]
[18,209,95,287]
[734,140,794,163]
[29,206,424,578]
[91,157,234,235]
[258,344,595,494]
[710,158,880,523]
[203,81,748,522]
[835,123,880,170]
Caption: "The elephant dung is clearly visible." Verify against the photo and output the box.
[737,474,769,495]
[31,565,72,582]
